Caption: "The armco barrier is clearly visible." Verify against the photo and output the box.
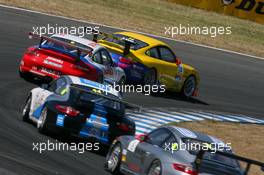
[168,0,263,24]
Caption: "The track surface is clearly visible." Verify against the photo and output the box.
[0,5,263,175]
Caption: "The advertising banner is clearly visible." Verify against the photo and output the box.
[169,0,264,24]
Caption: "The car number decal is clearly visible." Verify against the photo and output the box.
[127,139,140,153]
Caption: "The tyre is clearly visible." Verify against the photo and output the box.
[37,107,49,134]
[105,143,122,175]
[22,95,31,122]
[147,160,162,175]
[182,76,196,98]
[19,70,31,80]
[143,68,156,86]
[19,70,26,78]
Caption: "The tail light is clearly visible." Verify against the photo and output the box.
[173,163,198,175]
[119,57,133,65]
[117,123,132,132]
[26,48,38,56]
[55,105,80,117]
[135,134,148,142]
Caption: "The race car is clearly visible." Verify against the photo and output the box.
[21,75,137,144]
[19,32,126,84]
[94,31,200,97]
[105,126,243,175]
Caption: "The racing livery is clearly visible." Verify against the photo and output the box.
[105,126,243,175]
[94,31,200,97]
[22,75,137,144]
[19,33,125,84]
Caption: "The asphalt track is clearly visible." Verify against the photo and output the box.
[0,5,263,175]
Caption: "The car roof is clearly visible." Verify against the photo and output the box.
[168,126,225,144]
[65,75,120,97]
[51,34,102,51]
[114,31,166,46]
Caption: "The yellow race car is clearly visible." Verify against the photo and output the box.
[93,31,200,97]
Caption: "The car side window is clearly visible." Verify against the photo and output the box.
[146,47,159,59]
[92,51,102,64]
[162,135,178,151]
[146,128,171,147]
[101,49,112,66]
[159,46,176,63]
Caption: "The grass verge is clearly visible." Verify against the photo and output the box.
[0,0,263,57]
[173,121,264,175]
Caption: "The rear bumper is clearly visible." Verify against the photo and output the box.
[46,109,111,144]
[19,58,60,79]
[19,54,100,82]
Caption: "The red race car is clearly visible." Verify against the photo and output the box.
[19,32,115,83]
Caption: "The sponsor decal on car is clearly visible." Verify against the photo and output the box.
[43,60,63,68]
[127,139,140,153]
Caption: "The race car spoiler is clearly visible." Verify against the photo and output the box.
[92,30,135,56]
[28,32,93,59]
[195,150,264,175]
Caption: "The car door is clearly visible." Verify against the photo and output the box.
[29,81,56,119]
[125,128,172,174]
[100,49,116,80]
[91,49,116,80]
[30,77,67,119]
[145,46,180,89]
[157,46,182,89]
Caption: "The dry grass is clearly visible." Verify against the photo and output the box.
[0,0,263,57]
[174,121,264,175]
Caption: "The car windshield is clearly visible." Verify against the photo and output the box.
[70,84,124,110]
[104,34,148,50]
[41,37,92,58]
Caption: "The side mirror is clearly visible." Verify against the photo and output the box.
[175,58,182,66]
[136,134,148,142]
[41,84,49,90]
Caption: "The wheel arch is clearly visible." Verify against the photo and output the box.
[181,74,197,96]
[146,158,162,175]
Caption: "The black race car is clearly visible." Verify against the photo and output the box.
[22,75,138,144]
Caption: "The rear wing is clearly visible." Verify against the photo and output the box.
[71,85,141,112]
[195,150,264,175]
[28,32,93,60]
[92,30,135,56]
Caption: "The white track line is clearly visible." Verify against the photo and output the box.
[0,4,263,60]
[127,112,178,123]
[129,116,166,126]
[145,110,193,121]
[184,111,222,121]
[197,112,240,122]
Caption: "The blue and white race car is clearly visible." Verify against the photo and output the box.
[22,75,137,144]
